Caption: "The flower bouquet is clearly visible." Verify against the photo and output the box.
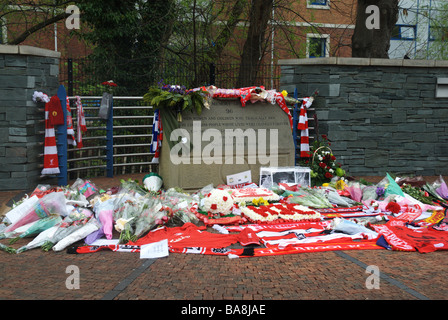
[0,220,38,240]
[285,186,332,209]
[162,189,199,227]
[132,195,166,239]
[118,179,148,197]
[113,194,144,243]
[71,178,99,200]
[3,192,67,234]
[94,197,115,240]
[16,223,61,253]
[52,217,99,252]
[41,209,92,251]
[300,135,345,186]
[9,215,62,245]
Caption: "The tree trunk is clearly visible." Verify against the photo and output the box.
[352,0,399,58]
[212,0,246,61]
[236,0,273,88]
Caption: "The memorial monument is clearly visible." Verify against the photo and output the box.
[158,97,296,191]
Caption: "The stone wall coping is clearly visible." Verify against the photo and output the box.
[0,44,61,58]
[278,57,448,68]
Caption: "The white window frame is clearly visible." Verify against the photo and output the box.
[306,33,330,58]
[307,0,330,10]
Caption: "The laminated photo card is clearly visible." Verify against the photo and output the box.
[260,167,311,188]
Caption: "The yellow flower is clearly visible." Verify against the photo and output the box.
[322,183,330,187]
[281,90,288,97]
[252,198,268,206]
[335,179,347,190]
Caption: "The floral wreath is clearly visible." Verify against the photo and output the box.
[202,189,234,216]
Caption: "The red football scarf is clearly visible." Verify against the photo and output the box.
[41,95,62,175]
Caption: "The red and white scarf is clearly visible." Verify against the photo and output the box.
[76,96,87,149]
[41,96,61,175]
[66,97,77,147]
[297,97,314,158]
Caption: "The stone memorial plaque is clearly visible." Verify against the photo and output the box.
[158,98,295,191]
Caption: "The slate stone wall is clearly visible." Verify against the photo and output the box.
[0,45,60,190]
[279,57,448,177]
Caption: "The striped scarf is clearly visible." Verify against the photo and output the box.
[75,96,87,149]
[297,97,314,158]
[66,97,77,147]
[41,96,61,175]
[150,109,163,163]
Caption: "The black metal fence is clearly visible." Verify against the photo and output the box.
[59,58,281,96]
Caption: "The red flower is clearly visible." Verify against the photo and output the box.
[325,172,333,179]
[223,196,228,201]
[386,201,400,214]
[101,80,117,87]
[210,204,217,210]
[319,162,326,168]
[331,155,336,161]
[321,134,327,140]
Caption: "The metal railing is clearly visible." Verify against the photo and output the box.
[51,86,157,185]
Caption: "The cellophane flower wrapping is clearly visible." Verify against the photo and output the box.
[92,197,115,239]
[52,217,100,251]
[3,192,67,234]
[133,195,165,239]
[346,182,364,202]
[285,187,332,208]
[41,209,91,251]
[162,189,199,227]
[362,186,378,201]
[319,187,352,207]
[0,221,37,240]
[434,175,448,200]
[71,178,100,199]
[16,224,60,253]
[9,215,62,244]
[113,193,144,243]
[118,179,148,198]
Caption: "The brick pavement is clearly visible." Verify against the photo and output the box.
[1,174,447,307]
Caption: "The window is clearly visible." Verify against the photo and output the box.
[307,34,330,58]
[391,25,416,41]
[307,0,330,9]
[429,26,448,41]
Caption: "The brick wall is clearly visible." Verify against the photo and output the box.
[279,57,448,177]
[0,45,60,190]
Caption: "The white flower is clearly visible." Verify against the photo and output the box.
[202,189,234,215]
[114,217,134,232]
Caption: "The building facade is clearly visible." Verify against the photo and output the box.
[389,0,447,59]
